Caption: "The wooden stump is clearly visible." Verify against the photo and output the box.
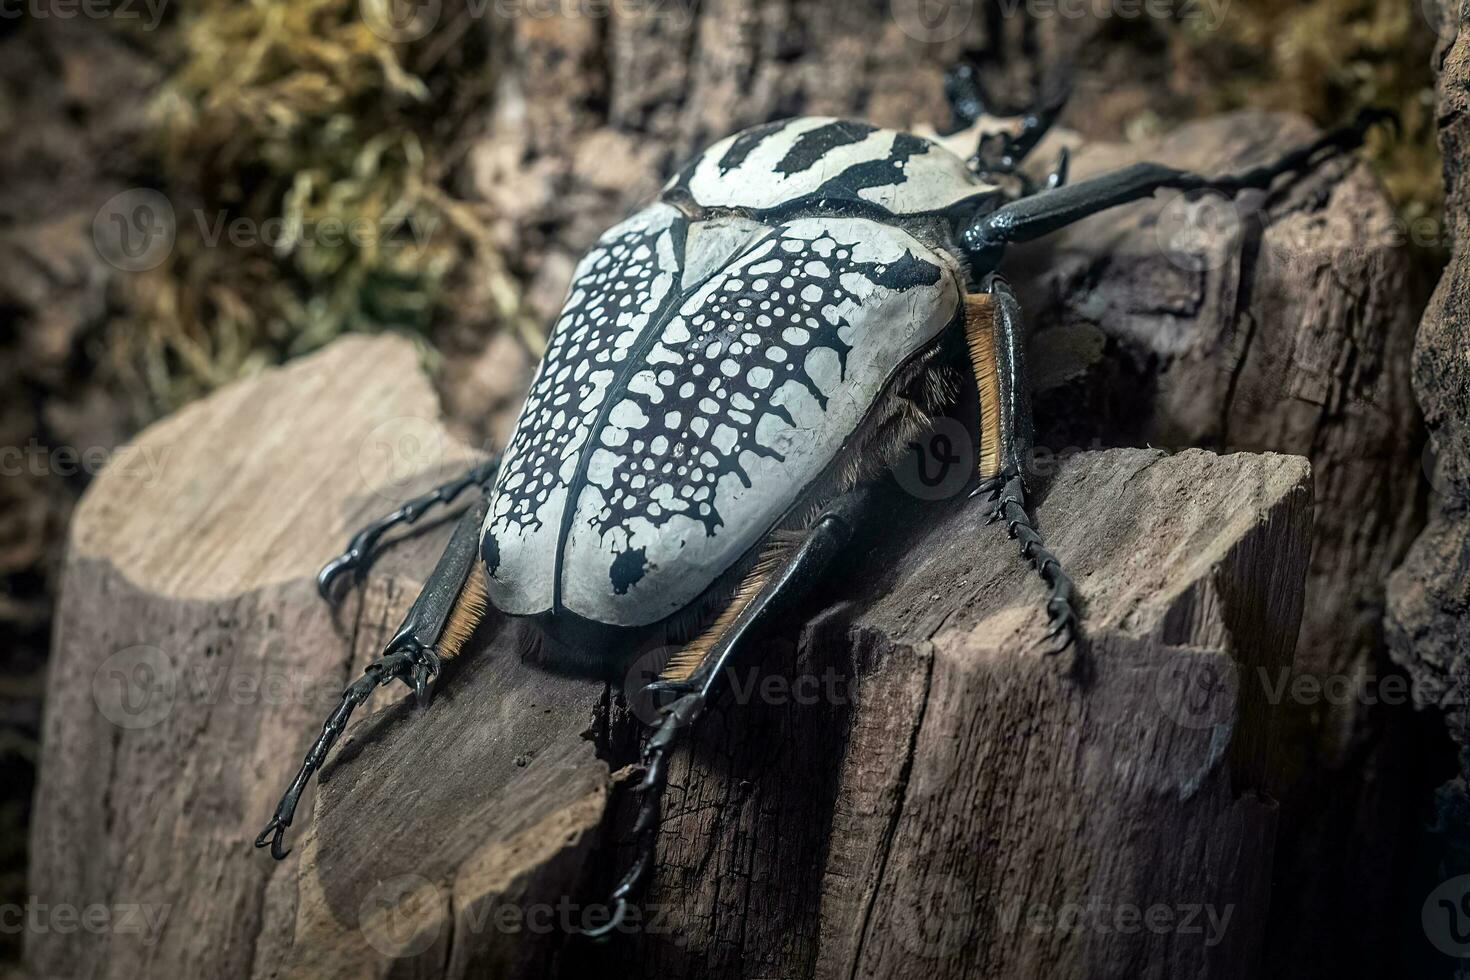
[1386,0,1470,939]
[28,333,1313,980]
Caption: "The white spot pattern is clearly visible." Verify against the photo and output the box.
[559,218,962,625]
[481,203,681,615]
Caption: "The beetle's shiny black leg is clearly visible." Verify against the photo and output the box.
[944,60,1068,176]
[965,276,1078,653]
[583,487,871,940]
[317,453,501,604]
[943,61,991,132]
[962,107,1395,268]
[256,498,491,860]
[254,648,417,859]
[974,470,1077,652]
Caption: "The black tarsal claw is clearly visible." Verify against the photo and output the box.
[582,896,631,942]
[255,818,291,860]
[315,552,358,603]
[411,651,440,708]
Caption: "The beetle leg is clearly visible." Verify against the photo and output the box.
[317,453,501,604]
[965,276,1078,653]
[944,61,1068,177]
[254,648,417,859]
[377,494,491,707]
[256,498,491,860]
[962,107,1395,268]
[583,488,871,940]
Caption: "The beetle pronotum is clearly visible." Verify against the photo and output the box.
[255,62,1391,935]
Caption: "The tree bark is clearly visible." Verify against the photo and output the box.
[1385,0,1470,941]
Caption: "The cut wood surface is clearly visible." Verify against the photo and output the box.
[28,333,1313,980]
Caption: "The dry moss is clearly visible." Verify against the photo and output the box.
[108,0,533,418]
[1172,0,1441,224]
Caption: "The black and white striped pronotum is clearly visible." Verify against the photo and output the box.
[256,63,1392,935]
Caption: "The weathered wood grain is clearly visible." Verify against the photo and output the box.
[26,336,610,980]
[1006,111,1427,978]
[1386,0,1470,942]
[603,448,1311,980]
[29,334,1314,980]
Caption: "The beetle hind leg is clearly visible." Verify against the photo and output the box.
[584,489,870,939]
[966,278,1079,653]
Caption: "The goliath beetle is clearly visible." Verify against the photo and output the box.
[255,63,1390,935]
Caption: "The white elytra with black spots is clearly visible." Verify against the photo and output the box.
[481,203,684,615]
[482,116,973,628]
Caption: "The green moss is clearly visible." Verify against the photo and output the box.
[108,0,528,417]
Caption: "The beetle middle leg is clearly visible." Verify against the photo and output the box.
[583,487,871,939]
[965,275,1078,652]
[256,495,492,859]
[317,453,501,603]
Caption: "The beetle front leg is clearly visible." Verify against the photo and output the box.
[961,108,1395,268]
[256,497,492,860]
[583,487,871,939]
[966,275,1078,653]
[317,453,501,604]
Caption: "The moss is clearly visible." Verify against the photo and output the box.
[106,0,531,418]
[1171,0,1442,224]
